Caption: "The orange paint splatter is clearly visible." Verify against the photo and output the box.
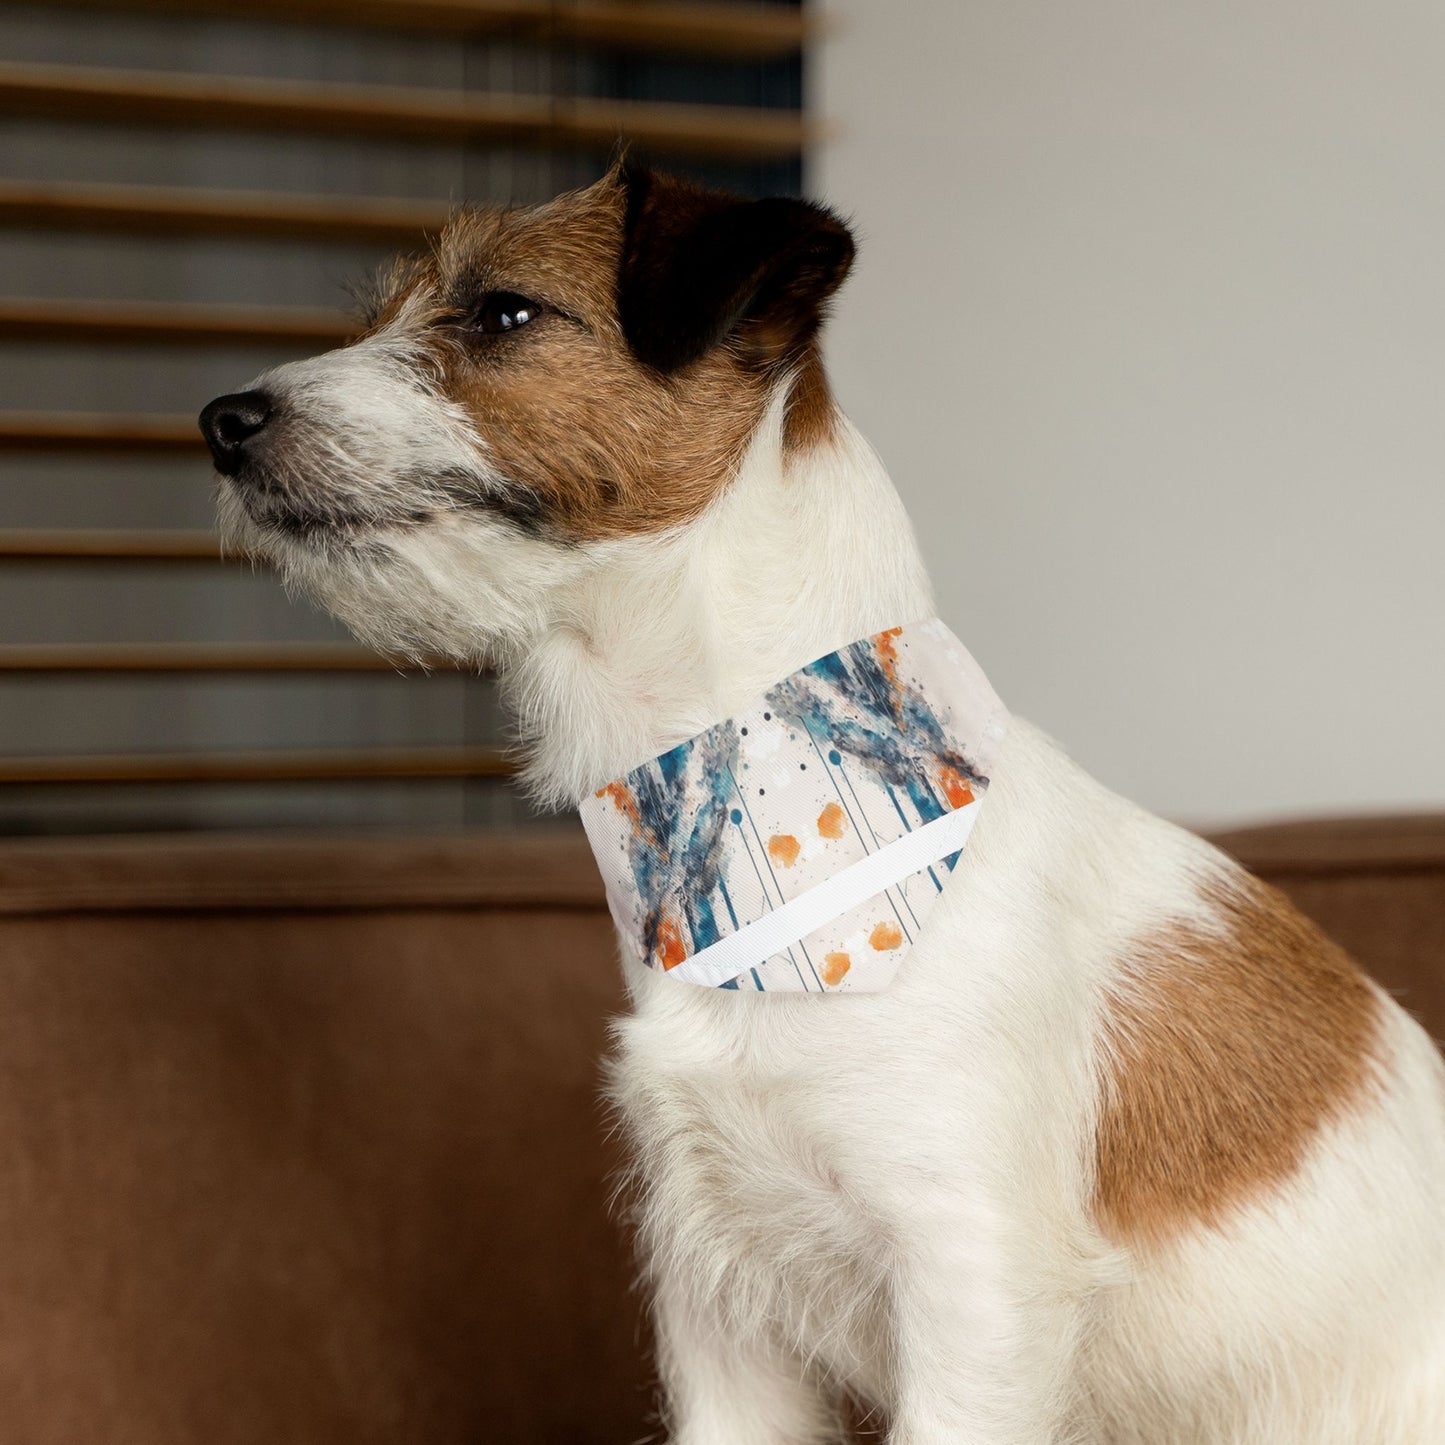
[874,626,903,686]
[817,801,848,839]
[768,833,801,867]
[600,780,641,829]
[822,951,852,986]
[938,765,974,811]
[870,922,904,951]
[655,916,687,970]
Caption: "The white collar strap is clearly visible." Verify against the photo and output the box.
[579,619,1008,992]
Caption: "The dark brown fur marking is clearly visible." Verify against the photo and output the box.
[782,345,840,457]
[363,168,847,542]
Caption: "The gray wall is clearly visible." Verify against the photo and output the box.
[813,0,1445,827]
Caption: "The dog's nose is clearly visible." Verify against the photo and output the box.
[199,390,273,475]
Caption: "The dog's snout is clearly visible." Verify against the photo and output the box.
[199,390,274,476]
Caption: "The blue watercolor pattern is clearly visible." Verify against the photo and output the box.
[580,621,1006,992]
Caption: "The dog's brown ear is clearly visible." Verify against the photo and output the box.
[617,162,855,374]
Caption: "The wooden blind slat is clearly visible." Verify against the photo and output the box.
[29,0,810,59]
[0,745,514,784]
[0,413,203,452]
[0,180,448,245]
[0,643,418,673]
[546,0,810,58]
[0,62,812,161]
[0,529,221,561]
[0,297,353,348]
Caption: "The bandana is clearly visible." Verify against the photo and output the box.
[579,619,1008,992]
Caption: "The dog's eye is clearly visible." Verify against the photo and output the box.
[471,291,544,335]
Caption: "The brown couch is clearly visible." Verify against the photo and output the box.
[0,817,1440,1443]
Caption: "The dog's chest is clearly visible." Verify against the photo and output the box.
[612,995,900,1387]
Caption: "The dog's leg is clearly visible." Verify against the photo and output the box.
[654,1278,841,1445]
[884,1203,1092,1445]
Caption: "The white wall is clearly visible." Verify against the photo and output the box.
[812,0,1445,827]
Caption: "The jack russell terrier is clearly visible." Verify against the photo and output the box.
[201,163,1445,1444]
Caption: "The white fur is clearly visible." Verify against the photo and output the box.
[220,348,1445,1443]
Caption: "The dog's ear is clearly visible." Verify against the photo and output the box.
[616,162,855,374]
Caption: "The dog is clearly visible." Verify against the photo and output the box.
[201,162,1445,1443]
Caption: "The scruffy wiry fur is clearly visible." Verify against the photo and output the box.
[207,169,1445,1444]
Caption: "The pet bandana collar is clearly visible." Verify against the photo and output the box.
[579,619,1008,993]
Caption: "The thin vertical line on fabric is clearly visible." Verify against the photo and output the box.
[726,762,816,989]
[805,727,916,945]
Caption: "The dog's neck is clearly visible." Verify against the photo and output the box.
[506,391,936,809]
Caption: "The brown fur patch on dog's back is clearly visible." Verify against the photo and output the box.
[1094,874,1381,1246]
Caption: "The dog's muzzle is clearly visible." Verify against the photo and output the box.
[199,390,274,477]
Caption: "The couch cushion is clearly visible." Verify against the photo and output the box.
[0,830,648,1445]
